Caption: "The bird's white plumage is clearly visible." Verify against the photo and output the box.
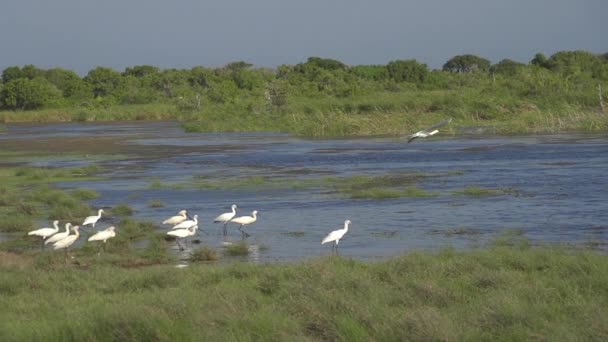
[28,220,59,239]
[83,209,104,228]
[172,214,198,230]
[214,204,237,224]
[321,220,351,245]
[88,226,116,242]
[406,118,452,143]
[167,225,198,238]
[45,223,72,245]
[230,210,258,226]
[162,210,188,225]
[53,226,80,250]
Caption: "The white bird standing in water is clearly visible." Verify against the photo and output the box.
[321,220,351,254]
[53,226,80,260]
[172,214,198,230]
[230,210,258,239]
[82,209,104,228]
[28,220,60,241]
[167,225,198,250]
[406,118,452,143]
[45,223,73,245]
[214,204,237,236]
[162,209,189,225]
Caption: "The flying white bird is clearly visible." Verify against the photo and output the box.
[162,209,189,225]
[45,223,73,245]
[28,220,59,240]
[172,214,198,230]
[82,209,104,228]
[321,220,351,254]
[406,118,452,143]
[214,204,237,236]
[230,210,258,239]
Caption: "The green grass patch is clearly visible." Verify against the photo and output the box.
[147,199,165,208]
[71,188,100,200]
[0,245,607,340]
[454,185,518,197]
[224,241,251,256]
[111,203,134,217]
[191,246,220,262]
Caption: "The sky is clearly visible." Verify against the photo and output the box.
[1,0,606,75]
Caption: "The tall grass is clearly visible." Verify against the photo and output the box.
[0,245,607,340]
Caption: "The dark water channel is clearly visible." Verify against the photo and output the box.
[2,121,608,262]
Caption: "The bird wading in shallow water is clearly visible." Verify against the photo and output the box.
[214,204,238,236]
[162,209,189,225]
[230,210,258,239]
[321,220,351,254]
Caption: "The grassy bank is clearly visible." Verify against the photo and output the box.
[1,245,607,340]
[1,88,607,137]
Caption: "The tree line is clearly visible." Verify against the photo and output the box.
[0,50,607,111]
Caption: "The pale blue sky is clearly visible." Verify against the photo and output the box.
[1,0,606,74]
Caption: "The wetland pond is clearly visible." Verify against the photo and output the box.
[1,121,608,262]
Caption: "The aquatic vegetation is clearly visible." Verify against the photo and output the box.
[111,203,134,217]
[454,185,520,197]
[147,199,165,208]
[191,246,220,262]
[224,241,251,256]
[71,188,100,200]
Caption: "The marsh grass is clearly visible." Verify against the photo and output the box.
[71,188,100,200]
[111,203,134,217]
[147,199,165,208]
[0,245,607,340]
[191,246,220,262]
[454,185,517,197]
[224,241,251,256]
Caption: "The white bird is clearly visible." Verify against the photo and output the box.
[167,225,198,250]
[88,226,116,254]
[28,220,59,240]
[53,226,80,260]
[406,118,452,143]
[45,223,72,245]
[214,204,237,236]
[88,226,116,243]
[321,220,351,254]
[82,209,104,228]
[230,210,258,239]
[172,214,198,230]
[162,209,189,225]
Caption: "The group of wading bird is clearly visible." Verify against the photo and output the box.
[27,119,452,256]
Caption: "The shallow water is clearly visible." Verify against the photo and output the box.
[2,121,608,261]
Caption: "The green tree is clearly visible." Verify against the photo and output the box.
[530,53,548,68]
[84,67,124,98]
[545,50,606,79]
[490,59,525,76]
[123,65,160,78]
[443,54,491,73]
[351,65,389,81]
[21,65,45,79]
[386,60,428,83]
[0,77,61,110]
[44,68,91,100]
[2,66,23,83]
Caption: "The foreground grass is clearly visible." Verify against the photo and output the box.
[0,245,607,340]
